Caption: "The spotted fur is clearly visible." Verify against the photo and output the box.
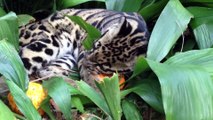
[19,9,149,81]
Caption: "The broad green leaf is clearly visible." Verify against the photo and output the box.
[147,0,193,61]
[96,73,122,120]
[128,56,149,80]
[187,7,213,49]
[166,48,213,76]
[58,0,104,9]
[187,7,213,28]
[140,0,168,21]
[68,83,82,95]
[147,59,213,120]
[105,0,143,12]
[0,12,19,50]
[193,23,213,49]
[122,99,143,120]
[0,40,28,91]
[0,99,16,120]
[0,7,6,17]
[183,0,213,3]
[40,98,56,120]
[76,80,110,116]
[43,77,72,120]
[72,96,84,113]
[17,14,35,27]
[68,16,101,50]
[133,79,163,113]
[122,78,163,113]
[6,80,41,120]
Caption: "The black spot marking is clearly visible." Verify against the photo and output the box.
[45,48,53,56]
[50,13,62,22]
[32,57,43,63]
[38,31,43,35]
[55,24,59,29]
[30,39,36,43]
[21,58,31,70]
[73,40,77,49]
[40,39,51,43]
[19,42,23,46]
[32,33,37,37]
[38,25,50,33]
[24,31,31,39]
[42,60,47,67]
[51,35,59,47]
[75,30,80,40]
[67,43,70,47]
[28,24,37,30]
[27,42,47,52]
[32,66,37,72]
[19,29,24,38]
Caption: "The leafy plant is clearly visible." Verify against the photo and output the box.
[0,0,213,120]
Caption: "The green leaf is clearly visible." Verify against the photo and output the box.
[96,73,122,120]
[67,16,101,50]
[128,56,149,80]
[122,78,163,113]
[72,96,84,113]
[0,99,16,120]
[76,80,110,116]
[0,7,6,17]
[147,59,213,120]
[0,12,19,50]
[140,0,168,21]
[187,7,213,28]
[0,40,28,91]
[43,77,72,120]
[6,80,41,120]
[17,14,35,27]
[182,0,213,3]
[133,79,163,113]
[193,23,213,49]
[122,99,143,120]
[187,7,213,49]
[58,0,104,9]
[166,48,213,77]
[40,98,56,120]
[105,0,143,12]
[147,0,193,61]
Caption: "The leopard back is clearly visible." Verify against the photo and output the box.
[19,9,149,80]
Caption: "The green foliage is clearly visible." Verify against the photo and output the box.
[43,77,72,120]
[105,0,143,12]
[188,7,213,49]
[140,0,168,21]
[148,57,213,120]
[0,12,19,50]
[57,0,105,9]
[0,0,213,119]
[147,0,193,61]
[68,16,101,50]
[0,99,16,120]
[6,80,41,120]
[0,40,28,91]
[17,14,35,26]
[122,99,143,120]
[96,74,122,120]
[76,80,111,116]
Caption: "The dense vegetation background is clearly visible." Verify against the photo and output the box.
[0,0,213,120]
